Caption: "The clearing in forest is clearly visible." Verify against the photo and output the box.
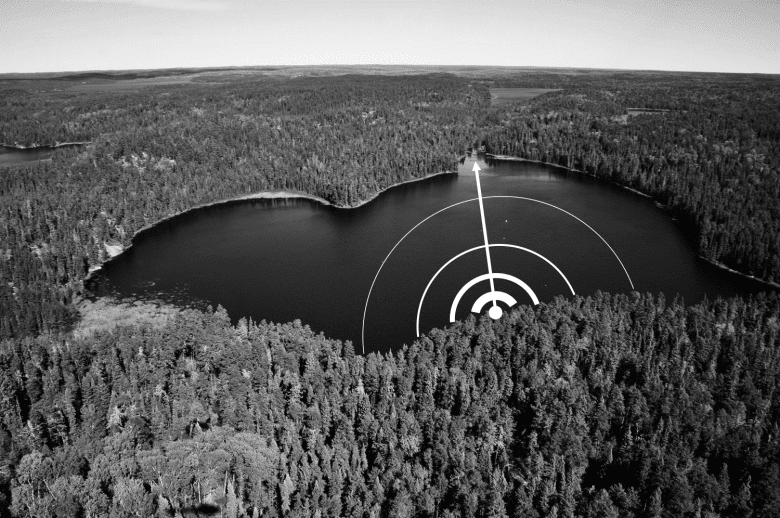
[489,87,561,105]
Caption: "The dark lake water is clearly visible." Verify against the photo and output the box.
[0,144,84,167]
[87,158,774,354]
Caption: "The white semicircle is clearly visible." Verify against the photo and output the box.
[448,272,537,322]
[470,291,519,317]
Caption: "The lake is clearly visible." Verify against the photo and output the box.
[0,143,85,167]
[86,158,774,354]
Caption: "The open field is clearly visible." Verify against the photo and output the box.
[489,87,561,105]
[72,297,181,338]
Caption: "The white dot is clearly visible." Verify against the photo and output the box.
[488,305,503,320]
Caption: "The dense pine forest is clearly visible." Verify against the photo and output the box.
[2,293,780,517]
[1,68,780,516]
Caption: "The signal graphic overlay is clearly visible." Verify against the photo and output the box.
[416,243,576,338]
[362,162,634,353]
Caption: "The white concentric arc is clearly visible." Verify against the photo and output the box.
[449,272,536,322]
[361,196,634,353]
[416,244,575,337]
[471,291,519,316]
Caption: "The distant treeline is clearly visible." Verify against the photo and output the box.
[1,293,779,517]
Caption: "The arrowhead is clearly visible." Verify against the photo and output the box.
[472,162,481,172]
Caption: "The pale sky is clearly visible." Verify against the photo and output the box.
[1,0,778,74]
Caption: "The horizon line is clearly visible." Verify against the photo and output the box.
[2,64,779,78]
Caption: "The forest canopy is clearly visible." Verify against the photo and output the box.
[1,293,780,517]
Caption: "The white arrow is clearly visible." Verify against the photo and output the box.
[472,161,502,319]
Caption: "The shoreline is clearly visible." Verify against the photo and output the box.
[131,169,456,233]
[486,153,780,291]
[0,141,92,150]
[131,189,332,237]
[339,169,457,209]
[83,153,780,293]
[84,189,331,280]
[83,169,458,282]
[487,153,654,199]
[699,257,780,290]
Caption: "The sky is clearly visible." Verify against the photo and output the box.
[1,0,778,74]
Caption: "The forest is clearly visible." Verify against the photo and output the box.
[1,293,780,517]
[1,68,780,516]
[480,72,780,285]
